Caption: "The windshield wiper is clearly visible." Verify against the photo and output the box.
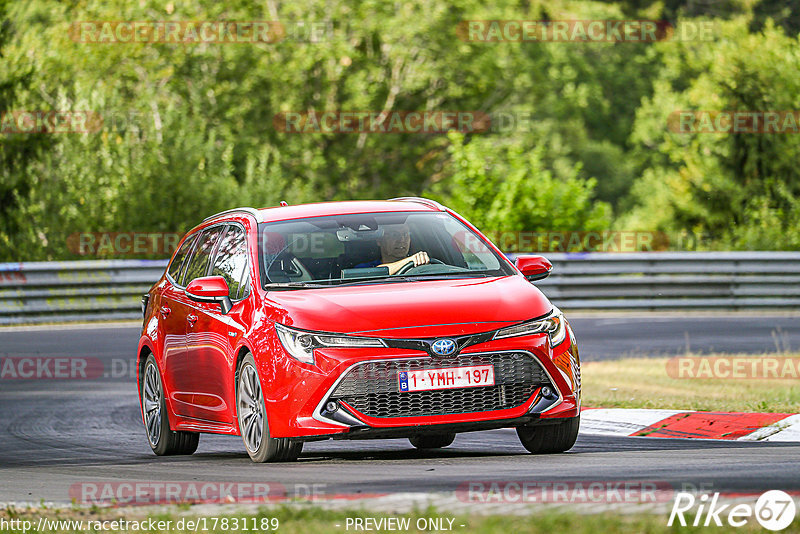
[319,272,497,286]
[264,277,409,289]
[265,272,498,290]
[330,276,415,286]
[404,272,496,280]
[263,282,331,290]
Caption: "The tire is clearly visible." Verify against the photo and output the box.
[517,416,579,454]
[141,355,199,456]
[409,433,456,449]
[236,354,303,463]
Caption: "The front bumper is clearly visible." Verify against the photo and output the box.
[262,330,581,439]
[297,413,567,442]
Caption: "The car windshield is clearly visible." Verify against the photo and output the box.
[258,211,514,289]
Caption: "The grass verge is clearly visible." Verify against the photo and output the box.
[582,353,800,412]
[2,505,798,533]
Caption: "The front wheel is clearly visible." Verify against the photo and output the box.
[141,355,199,456]
[517,416,579,454]
[409,433,456,449]
[236,354,303,463]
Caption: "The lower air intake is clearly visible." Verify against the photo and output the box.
[329,352,551,418]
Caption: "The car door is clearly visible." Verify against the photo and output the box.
[166,224,225,420]
[159,233,197,416]
[183,223,250,423]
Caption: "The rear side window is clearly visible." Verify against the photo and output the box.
[210,225,249,299]
[167,234,197,285]
[183,226,225,286]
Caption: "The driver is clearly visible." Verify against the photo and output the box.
[358,223,430,275]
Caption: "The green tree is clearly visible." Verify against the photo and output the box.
[428,132,610,251]
[623,17,800,249]
[0,0,51,259]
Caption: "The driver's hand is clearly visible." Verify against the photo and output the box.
[385,251,429,275]
[409,251,430,267]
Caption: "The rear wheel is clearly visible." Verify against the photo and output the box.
[517,416,579,454]
[409,433,456,449]
[236,354,303,463]
[141,355,199,456]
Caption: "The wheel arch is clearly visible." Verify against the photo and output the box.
[136,341,155,395]
[232,343,254,422]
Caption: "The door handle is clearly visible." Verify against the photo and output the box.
[187,314,198,326]
[160,306,171,318]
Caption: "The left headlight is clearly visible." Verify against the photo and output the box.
[274,323,385,365]
[493,308,568,347]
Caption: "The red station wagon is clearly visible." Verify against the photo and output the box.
[137,198,581,462]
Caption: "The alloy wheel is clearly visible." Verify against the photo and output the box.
[143,362,162,446]
[238,363,264,453]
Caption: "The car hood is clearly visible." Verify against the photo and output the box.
[265,275,552,337]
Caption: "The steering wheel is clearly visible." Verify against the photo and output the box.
[396,257,444,275]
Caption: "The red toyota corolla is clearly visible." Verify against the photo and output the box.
[137,198,581,462]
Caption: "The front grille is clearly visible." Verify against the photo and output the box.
[328,352,552,418]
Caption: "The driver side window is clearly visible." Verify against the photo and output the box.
[210,225,250,299]
[167,233,197,286]
[183,226,224,286]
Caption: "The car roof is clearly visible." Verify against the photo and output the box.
[203,199,445,225]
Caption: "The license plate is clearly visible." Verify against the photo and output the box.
[398,365,495,392]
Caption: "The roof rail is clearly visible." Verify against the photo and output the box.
[388,197,446,211]
[202,207,261,222]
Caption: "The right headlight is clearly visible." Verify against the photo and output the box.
[275,324,385,365]
[493,308,567,347]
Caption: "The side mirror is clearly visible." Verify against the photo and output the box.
[515,255,552,282]
[185,276,233,314]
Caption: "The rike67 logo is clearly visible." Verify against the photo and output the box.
[669,490,796,531]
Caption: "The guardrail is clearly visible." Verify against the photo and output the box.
[0,260,167,325]
[530,251,800,310]
[1,252,799,324]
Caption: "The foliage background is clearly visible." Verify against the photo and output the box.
[1,0,799,260]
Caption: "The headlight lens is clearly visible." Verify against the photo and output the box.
[493,309,568,346]
[274,324,385,365]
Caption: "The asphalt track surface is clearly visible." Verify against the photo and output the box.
[1,315,799,504]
